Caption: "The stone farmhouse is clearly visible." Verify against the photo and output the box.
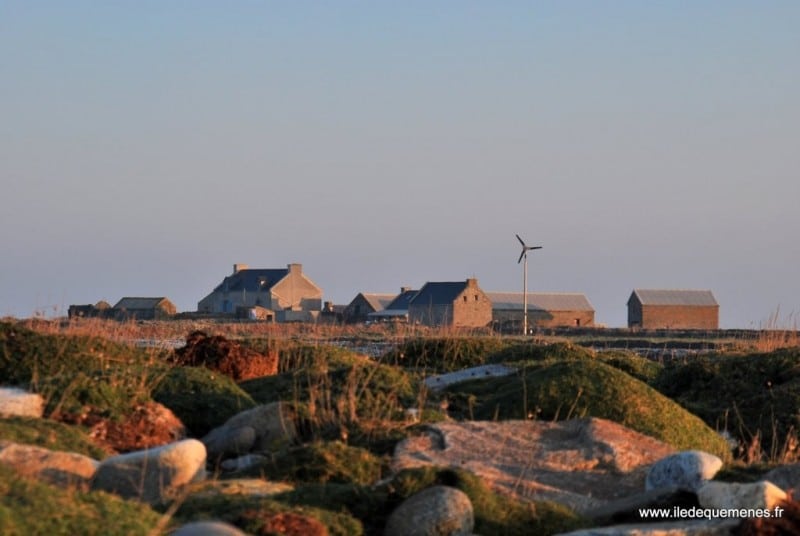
[627,289,719,329]
[486,292,595,330]
[408,278,492,328]
[197,263,322,322]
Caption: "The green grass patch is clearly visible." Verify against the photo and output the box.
[152,366,257,437]
[0,417,107,459]
[0,464,162,535]
[447,359,732,460]
[382,337,507,372]
[652,348,800,455]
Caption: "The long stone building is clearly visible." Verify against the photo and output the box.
[486,292,595,330]
[408,278,492,328]
[627,289,719,329]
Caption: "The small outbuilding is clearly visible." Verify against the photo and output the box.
[343,292,399,323]
[367,288,419,323]
[408,278,492,328]
[627,289,719,329]
[111,297,177,321]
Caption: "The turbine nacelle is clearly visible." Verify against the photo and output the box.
[516,234,543,263]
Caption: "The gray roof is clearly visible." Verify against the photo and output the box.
[213,268,288,293]
[113,297,171,309]
[486,292,594,312]
[629,289,718,307]
[410,282,468,306]
[361,293,397,312]
[385,289,418,310]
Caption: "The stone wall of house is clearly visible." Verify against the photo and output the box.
[451,288,493,328]
[640,305,719,329]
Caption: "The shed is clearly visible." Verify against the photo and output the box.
[627,289,719,329]
[408,278,492,328]
[111,297,177,321]
[487,292,595,330]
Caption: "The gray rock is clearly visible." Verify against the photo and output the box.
[0,387,44,418]
[555,518,740,536]
[646,451,723,492]
[423,364,516,392]
[385,485,474,536]
[0,441,99,489]
[584,486,698,523]
[91,439,206,504]
[220,453,268,472]
[202,402,296,461]
[697,480,787,511]
[762,463,800,493]
[172,521,248,536]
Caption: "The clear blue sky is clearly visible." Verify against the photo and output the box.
[1,1,798,328]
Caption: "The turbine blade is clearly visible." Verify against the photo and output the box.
[530,246,543,250]
[516,234,526,247]
[517,250,525,264]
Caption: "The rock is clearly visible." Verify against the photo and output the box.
[91,438,206,504]
[220,453,268,472]
[584,486,699,523]
[423,364,516,392]
[646,451,723,492]
[203,402,296,462]
[385,485,474,536]
[393,418,675,514]
[172,521,248,536]
[172,331,278,381]
[762,463,800,494]
[697,480,787,511]
[555,518,740,535]
[0,387,44,418]
[0,441,98,489]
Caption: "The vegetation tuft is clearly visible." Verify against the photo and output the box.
[0,416,108,459]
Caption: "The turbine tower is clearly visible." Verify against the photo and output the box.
[516,234,542,336]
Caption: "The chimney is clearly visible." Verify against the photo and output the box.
[288,263,302,274]
[466,278,478,288]
[400,286,411,294]
[233,263,249,274]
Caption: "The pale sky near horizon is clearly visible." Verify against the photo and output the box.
[1,2,798,328]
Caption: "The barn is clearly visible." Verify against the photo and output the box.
[627,289,719,329]
[487,292,595,330]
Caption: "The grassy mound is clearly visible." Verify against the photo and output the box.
[0,464,161,535]
[152,366,257,437]
[447,359,732,460]
[594,350,663,384]
[173,490,363,536]
[486,340,595,364]
[0,322,163,421]
[231,441,384,486]
[0,416,107,459]
[652,348,800,456]
[240,360,416,427]
[382,337,507,372]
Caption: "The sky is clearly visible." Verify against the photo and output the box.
[1,1,798,328]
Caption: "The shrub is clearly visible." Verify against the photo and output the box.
[382,337,507,372]
[152,366,256,437]
[652,348,800,459]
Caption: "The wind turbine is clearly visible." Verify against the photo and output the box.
[516,234,542,336]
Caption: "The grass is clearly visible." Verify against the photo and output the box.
[0,416,108,459]
[446,359,733,460]
[0,464,162,535]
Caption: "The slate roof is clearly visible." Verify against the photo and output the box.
[361,293,397,312]
[113,297,171,309]
[384,289,418,310]
[212,269,289,293]
[629,289,718,307]
[486,292,594,312]
[410,282,469,306]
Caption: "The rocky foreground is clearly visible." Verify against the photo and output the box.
[2,323,800,535]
